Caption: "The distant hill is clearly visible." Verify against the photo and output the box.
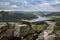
[0,11,37,22]
[45,12,60,22]
[0,11,60,22]
[45,12,60,16]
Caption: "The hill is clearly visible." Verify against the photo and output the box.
[45,12,60,16]
[0,11,37,22]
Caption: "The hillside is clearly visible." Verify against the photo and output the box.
[45,12,60,16]
[0,11,37,22]
[0,11,60,22]
[45,12,60,22]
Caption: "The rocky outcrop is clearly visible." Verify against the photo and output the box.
[36,21,56,40]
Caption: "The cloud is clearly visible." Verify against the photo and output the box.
[0,0,60,11]
[0,2,10,5]
[11,5,18,8]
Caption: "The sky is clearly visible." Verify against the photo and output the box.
[0,0,60,11]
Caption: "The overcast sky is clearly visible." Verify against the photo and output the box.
[0,0,60,11]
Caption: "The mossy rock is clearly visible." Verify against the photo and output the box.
[20,26,35,37]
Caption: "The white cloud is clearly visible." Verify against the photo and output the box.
[11,5,18,8]
[38,3,50,7]
[50,1,60,4]
[0,2,10,5]
[23,1,28,4]
[0,0,60,11]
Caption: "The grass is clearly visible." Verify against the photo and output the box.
[35,25,45,31]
